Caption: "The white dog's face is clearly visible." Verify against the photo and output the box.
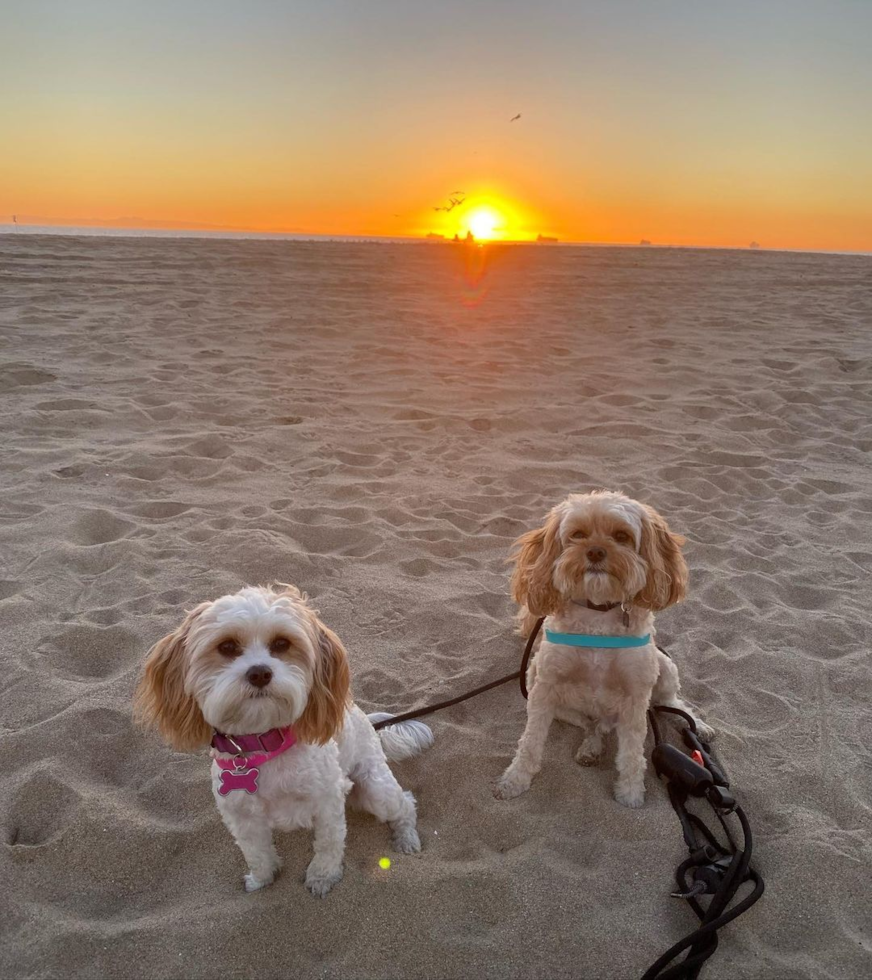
[511,491,687,616]
[135,584,350,752]
[186,588,320,735]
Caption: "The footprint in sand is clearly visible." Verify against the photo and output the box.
[399,557,445,577]
[282,521,384,558]
[35,398,102,412]
[802,479,855,496]
[54,464,86,479]
[69,510,135,546]
[0,364,57,393]
[37,623,138,680]
[128,501,193,519]
[333,450,384,468]
[6,773,80,847]
[182,434,234,459]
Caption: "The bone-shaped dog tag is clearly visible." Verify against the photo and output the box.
[218,766,259,796]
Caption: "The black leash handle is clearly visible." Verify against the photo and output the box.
[371,617,543,730]
[643,707,764,980]
[641,806,764,980]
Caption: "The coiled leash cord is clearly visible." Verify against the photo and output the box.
[643,706,764,980]
[372,618,764,980]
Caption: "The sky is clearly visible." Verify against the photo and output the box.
[1,0,871,250]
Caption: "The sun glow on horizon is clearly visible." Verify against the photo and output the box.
[465,205,503,241]
[421,194,535,242]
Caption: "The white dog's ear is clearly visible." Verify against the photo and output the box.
[510,509,564,617]
[295,624,350,745]
[134,603,212,751]
[272,581,302,599]
[636,506,688,610]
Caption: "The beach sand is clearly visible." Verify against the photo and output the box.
[1,234,870,979]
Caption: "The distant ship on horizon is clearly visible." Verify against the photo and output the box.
[536,233,558,243]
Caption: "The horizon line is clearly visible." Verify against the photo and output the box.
[0,222,870,258]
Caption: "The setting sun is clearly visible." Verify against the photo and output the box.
[466,206,502,241]
[420,191,541,243]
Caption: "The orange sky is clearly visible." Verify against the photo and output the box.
[2,2,871,251]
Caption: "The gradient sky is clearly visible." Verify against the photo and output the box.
[2,0,871,249]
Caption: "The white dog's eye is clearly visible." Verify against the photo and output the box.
[613,530,631,544]
[217,639,241,657]
[270,636,291,654]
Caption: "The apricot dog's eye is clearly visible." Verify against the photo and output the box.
[270,636,291,654]
[217,639,241,657]
[613,530,631,544]
[568,529,588,541]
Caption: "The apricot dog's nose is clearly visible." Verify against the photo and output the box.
[245,665,273,688]
[586,547,607,563]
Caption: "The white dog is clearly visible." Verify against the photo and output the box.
[495,491,712,808]
[135,583,432,895]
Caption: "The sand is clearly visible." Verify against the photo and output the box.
[1,234,870,980]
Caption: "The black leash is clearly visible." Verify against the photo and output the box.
[370,616,543,731]
[371,618,763,979]
[643,706,764,980]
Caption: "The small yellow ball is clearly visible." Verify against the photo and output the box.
[378,857,391,870]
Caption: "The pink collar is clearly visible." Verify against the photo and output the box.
[211,727,291,754]
[212,726,296,796]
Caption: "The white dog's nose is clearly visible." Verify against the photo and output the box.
[245,665,273,688]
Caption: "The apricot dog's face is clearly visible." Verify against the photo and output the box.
[551,494,648,605]
[510,491,688,616]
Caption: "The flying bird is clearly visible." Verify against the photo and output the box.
[433,195,466,213]
[510,113,521,122]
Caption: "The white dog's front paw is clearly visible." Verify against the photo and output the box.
[614,781,646,809]
[305,861,343,898]
[696,719,716,740]
[575,735,603,766]
[243,870,276,892]
[392,827,421,854]
[494,769,532,801]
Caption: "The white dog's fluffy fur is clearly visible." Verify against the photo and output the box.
[135,583,432,896]
[495,491,712,808]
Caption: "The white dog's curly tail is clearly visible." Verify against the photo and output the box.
[367,713,435,761]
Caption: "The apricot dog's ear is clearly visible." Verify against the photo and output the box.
[636,506,688,611]
[294,624,351,745]
[133,603,212,752]
[509,508,564,618]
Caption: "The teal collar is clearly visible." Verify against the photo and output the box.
[544,629,651,649]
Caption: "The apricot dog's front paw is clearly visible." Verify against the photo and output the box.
[614,781,645,809]
[494,769,532,800]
